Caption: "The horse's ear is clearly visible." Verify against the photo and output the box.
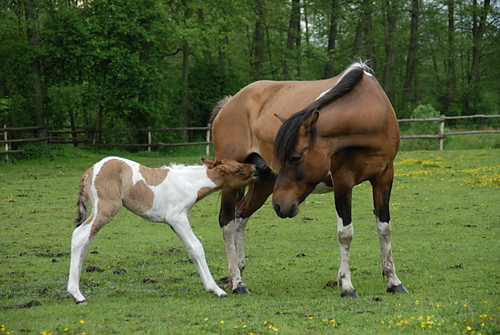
[274,113,287,124]
[302,110,319,134]
[201,158,214,167]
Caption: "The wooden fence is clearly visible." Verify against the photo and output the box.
[398,114,500,150]
[2,114,499,160]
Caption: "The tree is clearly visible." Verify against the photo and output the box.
[323,0,339,78]
[402,0,420,106]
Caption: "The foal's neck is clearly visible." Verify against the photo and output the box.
[170,165,222,198]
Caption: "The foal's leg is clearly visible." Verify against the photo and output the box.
[333,182,358,298]
[67,217,95,304]
[169,214,227,297]
[68,199,122,304]
[371,165,408,294]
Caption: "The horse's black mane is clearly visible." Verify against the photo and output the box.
[274,65,365,164]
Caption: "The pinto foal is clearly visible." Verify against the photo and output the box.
[67,157,257,304]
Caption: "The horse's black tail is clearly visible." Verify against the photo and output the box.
[75,174,90,227]
[210,95,232,129]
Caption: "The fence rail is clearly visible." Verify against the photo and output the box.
[398,114,500,150]
[2,114,499,160]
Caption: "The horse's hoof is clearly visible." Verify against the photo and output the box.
[76,300,88,305]
[233,286,251,294]
[387,284,409,294]
[341,289,359,298]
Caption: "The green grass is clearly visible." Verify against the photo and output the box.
[0,147,499,334]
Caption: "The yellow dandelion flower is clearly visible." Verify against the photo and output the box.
[220,320,225,324]
[330,319,335,323]
[466,326,472,331]
[203,318,209,321]
[233,326,238,329]
[464,304,468,307]
[243,325,247,328]
[263,321,268,325]
[381,321,385,324]
[308,316,314,320]
[79,320,85,324]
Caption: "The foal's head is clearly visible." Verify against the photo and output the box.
[201,158,258,189]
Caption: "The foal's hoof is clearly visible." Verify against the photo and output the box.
[341,289,359,298]
[233,285,251,294]
[387,284,409,294]
[76,300,88,305]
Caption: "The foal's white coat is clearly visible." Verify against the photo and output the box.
[68,156,256,304]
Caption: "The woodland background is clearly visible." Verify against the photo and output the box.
[0,0,498,145]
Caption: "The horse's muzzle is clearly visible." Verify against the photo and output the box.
[273,202,298,218]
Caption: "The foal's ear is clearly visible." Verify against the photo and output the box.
[274,113,288,124]
[200,158,214,167]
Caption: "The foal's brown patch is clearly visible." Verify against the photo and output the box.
[125,180,154,214]
[140,165,169,186]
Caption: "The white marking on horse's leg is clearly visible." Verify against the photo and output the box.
[222,217,249,292]
[376,218,405,290]
[67,220,94,303]
[337,213,357,297]
[170,216,227,297]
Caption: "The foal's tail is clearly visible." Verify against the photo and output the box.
[75,172,90,227]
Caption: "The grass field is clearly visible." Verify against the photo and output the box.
[0,147,498,334]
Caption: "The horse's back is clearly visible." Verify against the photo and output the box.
[212,78,338,163]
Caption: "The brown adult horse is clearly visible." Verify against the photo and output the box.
[211,61,408,297]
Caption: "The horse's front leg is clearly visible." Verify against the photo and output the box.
[219,177,274,294]
[334,182,359,297]
[169,214,227,297]
[371,166,408,294]
[219,188,250,294]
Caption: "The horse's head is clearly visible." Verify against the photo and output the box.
[202,158,258,189]
[272,110,331,218]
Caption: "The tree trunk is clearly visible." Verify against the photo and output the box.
[402,0,420,106]
[252,0,265,80]
[323,0,339,79]
[24,0,46,139]
[469,0,491,86]
[383,0,397,100]
[181,40,190,140]
[446,0,456,111]
[353,0,374,63]
[283,0,301,79]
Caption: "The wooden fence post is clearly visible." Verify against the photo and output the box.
[147,127,152,152]
[3,124,9,162]
[439,116,445,150]
[206,124,211,156]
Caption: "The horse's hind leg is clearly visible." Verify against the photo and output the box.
[371,165,408,294]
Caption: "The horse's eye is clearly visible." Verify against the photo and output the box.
[289,155,302,164]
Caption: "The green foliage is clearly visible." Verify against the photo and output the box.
[0,0,498,136]
[0,149,498,334]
